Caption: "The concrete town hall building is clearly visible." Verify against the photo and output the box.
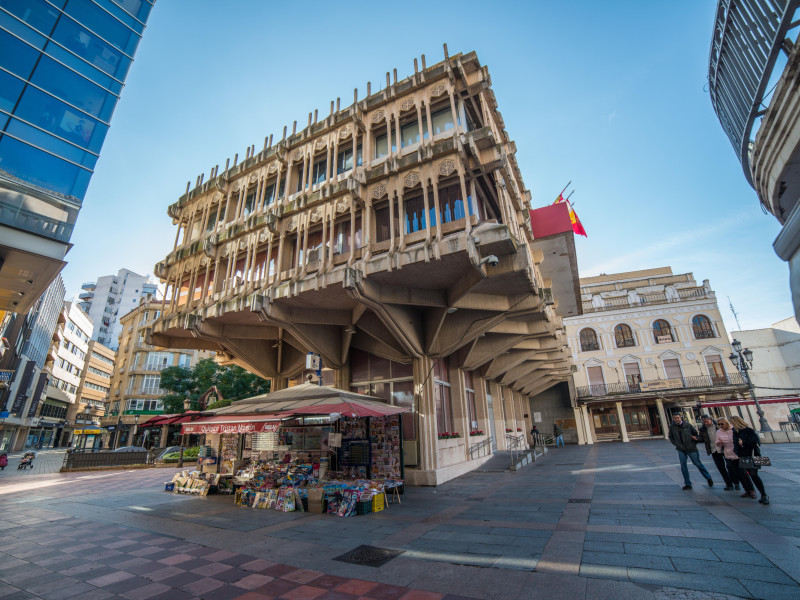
[148,49,581,484]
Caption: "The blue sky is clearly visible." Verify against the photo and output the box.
[59,0,792,331]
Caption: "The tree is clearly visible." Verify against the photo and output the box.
[159,358,270,413]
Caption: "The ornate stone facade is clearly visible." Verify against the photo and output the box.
[149,51,577,484]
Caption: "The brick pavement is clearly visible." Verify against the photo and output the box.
[0,440,798,600]
[0,449,66,477]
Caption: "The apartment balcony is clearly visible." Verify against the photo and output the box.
[581,287,714,314]
[709,0,800,317]
[78,291,94,301]
[576,373,747,401]
[127,387,165,397]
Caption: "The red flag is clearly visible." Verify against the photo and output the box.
[567,201,587,237]
[553,193,565,204]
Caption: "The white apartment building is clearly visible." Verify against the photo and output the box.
[565,267,749,442]
[78,269,159,350]
[50,301,93,405]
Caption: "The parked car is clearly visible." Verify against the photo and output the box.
[113,446,148,453]
[156,446,182,460]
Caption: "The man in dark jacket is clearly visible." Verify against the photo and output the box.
[698,415,734,490]
[668,413,713,490]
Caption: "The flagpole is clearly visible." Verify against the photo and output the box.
[558,181,572,197]
[566,190,575,205]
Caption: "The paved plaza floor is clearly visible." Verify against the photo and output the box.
[0,440,798,600]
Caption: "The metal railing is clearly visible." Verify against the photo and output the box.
[708,0,800,188]
[469,435,493,459]
[581,289,713,313]
[62,450,155,470]
[505,434,526,466]
[576,373,746,398]
[780,421,800,432]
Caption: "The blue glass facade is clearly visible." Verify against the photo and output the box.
[0,0,153,241]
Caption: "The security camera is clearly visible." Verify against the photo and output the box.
[479,255,499,267]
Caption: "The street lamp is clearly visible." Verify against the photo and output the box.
[82,406,92,451]
[132,413,140,445]
[729,339,770,432]
[178,397,191,468]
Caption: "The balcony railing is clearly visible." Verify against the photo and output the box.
[576,373,746,399]
[708,0,800,188]
[582,288,714,313]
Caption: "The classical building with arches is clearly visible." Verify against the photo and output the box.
[564,267,750,442]
[147,50,580,484]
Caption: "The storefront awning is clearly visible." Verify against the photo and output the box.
[140,412,206,428]
[209,382,412,418]
[181,415,282,435]
[73,425,105,435]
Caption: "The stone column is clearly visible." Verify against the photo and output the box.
[414,355,438,472]
[615,401,629,442]
[580,405,594,444]
[655,397,669,439]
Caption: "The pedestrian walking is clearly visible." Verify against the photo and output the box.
[0,453,7,470]
[714,418,741,491]
[553,421,564,447]
[730,416,769,505]
[668,412,713,490]
[698,415,734,490]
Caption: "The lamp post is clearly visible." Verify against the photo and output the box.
[178,397,190,468]
[729,339,770,432]
[82,406,92,451]
[132,413,140,446]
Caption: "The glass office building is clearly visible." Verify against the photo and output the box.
[0,0,153,314]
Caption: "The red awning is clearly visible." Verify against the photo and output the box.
[139,415,175,428]
[701,396,799,408]
[181,415,281,435]
[140,411,207,428]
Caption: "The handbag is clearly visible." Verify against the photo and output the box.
[739,456,757,469]
[740,449,771,469]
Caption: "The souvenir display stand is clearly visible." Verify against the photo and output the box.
[170,413,405,516]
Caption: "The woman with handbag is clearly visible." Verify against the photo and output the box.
[730,416,769,505]
[713,418,741,491]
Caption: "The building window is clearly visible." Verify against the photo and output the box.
[262,182,276,206]
[400,118,425,147]
[434,358,453,434]
[653,320,675,343]
[336,144,362,174]
[404,193,426,234]
[430,106,455,136]
[579,328,600,352]
[663,358,683,380]
[464,370,477,429]
[374,133,388,159]
[614,324,635,348]
[622,362,642,390]
[438,183,470,224]
[692,315,716,339]
[205,209,217,232]
[375,204,392,243]
[312,157,327,185]
[705,355,726,382]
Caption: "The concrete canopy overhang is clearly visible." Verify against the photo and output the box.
[0,234,67,314]
[149,224,573,393]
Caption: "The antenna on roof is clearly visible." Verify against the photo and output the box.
[728,297,742,331]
